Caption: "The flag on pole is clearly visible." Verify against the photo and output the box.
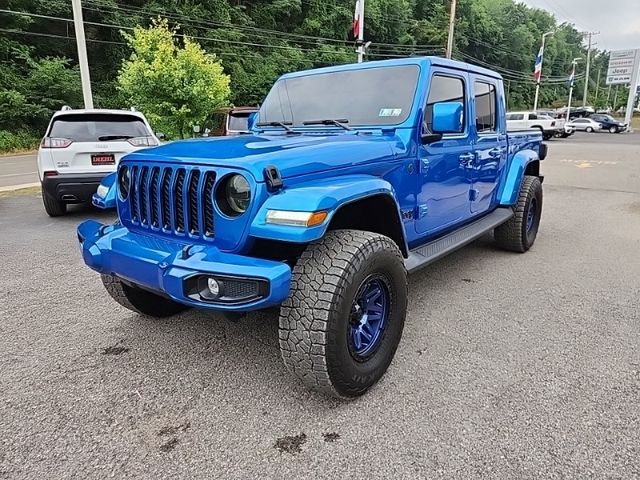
[533,46,544,82]
[353,0,361,38]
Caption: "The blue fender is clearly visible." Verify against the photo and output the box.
[92,172,117,209]
[497,149,539,206]
[249,174,407,249]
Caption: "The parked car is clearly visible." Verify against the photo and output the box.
[78,57,547,398]
[566,117,602,133]
[37,107,159,216]
[588,114,627,133]
[506,111,558,139]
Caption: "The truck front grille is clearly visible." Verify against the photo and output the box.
[127,165,216,239]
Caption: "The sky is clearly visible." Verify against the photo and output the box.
[518,0,640,51]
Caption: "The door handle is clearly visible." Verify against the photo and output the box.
[488,147,504,158]
[459,153,475,167]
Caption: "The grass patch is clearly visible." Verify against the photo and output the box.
[0,186,41,198]
[0,130,40,154]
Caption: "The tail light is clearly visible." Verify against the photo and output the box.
[127,136,158,147]
[41,137,72,148]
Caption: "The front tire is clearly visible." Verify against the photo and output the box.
[42,189,66,217]
[609,126,618,134]
[494,175,543,253]
[586,127,594,133]
[101,274,188,317]
[279,230,408,399]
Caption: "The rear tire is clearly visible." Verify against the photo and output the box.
[278,230,408,399]
[101,274,188,317]
[42,189,66,217]
[494,175,543,253]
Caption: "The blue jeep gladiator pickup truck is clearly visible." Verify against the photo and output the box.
[78,57,547,398]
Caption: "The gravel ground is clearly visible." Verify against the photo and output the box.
[0,136,639,479]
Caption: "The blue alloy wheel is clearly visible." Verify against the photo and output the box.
[526,197,537,233]
[349,275,390,359]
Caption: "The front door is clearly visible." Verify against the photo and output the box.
[415,72,473,236]
[470,78,507,214]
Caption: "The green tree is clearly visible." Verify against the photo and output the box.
[117,18,231,138]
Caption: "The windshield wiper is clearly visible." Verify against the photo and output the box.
[303,119,352,131]
[98,135,134,141]
[255,121,294,132]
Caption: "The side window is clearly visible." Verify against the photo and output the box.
[474,81,497,133]
[528,113,538,120]
[424,75,466,133]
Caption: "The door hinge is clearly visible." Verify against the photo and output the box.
[469,189,479,202]
[421,158,430,174]
[417,204,428,219]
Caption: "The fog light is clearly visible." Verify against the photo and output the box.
[207,277,220,297]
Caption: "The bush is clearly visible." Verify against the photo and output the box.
[0,130,40,154]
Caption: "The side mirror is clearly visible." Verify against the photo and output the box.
[432,101,464,134]
[155,132,166,140]
[247,112,258,131]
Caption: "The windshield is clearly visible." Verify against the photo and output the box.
[258,65,420,128]
[49,114,150,141]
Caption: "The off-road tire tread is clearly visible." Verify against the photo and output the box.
[494,175,542,252]
[278,230,407,399]
[101,274,187,317]
[42,190,66,217]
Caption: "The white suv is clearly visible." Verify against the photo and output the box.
[37,108,159,216]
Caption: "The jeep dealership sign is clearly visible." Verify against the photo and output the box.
[606,49,640,85]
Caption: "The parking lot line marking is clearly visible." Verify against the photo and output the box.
[576,162,593,168]
[0,172,37,177]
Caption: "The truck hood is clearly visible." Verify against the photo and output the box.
[124,132,402,181]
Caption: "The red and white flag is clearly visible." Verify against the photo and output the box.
[533,45,544,82]
[353,0,362,38]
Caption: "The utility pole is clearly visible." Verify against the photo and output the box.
[594,68,601,101]
[71,0,93,109]
[445,0,457,59]
[533,31,554,112]
[354,0,365,63]
[566,58,581,123]
[582,31,599,107]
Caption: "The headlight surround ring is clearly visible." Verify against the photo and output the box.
[215,174,251,217]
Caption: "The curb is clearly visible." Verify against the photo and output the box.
[0,182,40,193]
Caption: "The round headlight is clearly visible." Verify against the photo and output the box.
[118,166,130,200]
[216,174,251,217]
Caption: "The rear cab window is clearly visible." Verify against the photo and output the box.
[474,81,497,133]
[48,113,151,142]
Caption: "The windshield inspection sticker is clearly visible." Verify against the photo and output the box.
[379,108,402,117]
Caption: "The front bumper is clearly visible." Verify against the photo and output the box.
[77,220,292,311]
[43,173,106,203]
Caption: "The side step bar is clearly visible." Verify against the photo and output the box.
[405,208,514,274]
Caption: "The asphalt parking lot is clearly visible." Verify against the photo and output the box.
[1,133,639,479]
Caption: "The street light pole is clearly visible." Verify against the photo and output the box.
[533,31,554,112]
[581,31,599,107]
[355,0,365,63]
[445,0,457,59]
[71,0,93,109]
[566,58,582,123]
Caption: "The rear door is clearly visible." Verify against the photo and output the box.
[46,113,152,174]
[470,76,507,214]
[415,71,473,235]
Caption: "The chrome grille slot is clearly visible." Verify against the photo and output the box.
[160,168,172,229]
[138,166,149,225]
[203,171,216,237]
[174,169,186,233]
[130,166,139,222]
[187,169,201,235]
[149,167,160,227]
